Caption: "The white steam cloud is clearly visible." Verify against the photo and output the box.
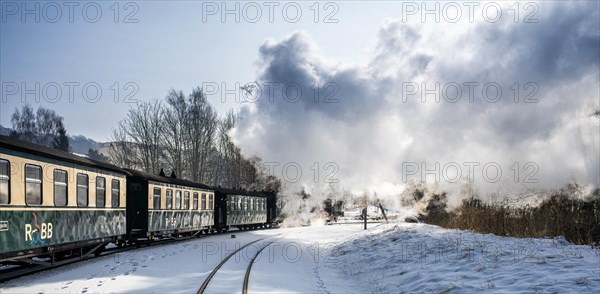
[232,1,600,214]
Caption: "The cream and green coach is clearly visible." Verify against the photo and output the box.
[0,136,128,263]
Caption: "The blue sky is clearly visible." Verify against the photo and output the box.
[1,1,396,141]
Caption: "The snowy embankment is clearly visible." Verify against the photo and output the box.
[323,222,600,293]
[1,222,598,293]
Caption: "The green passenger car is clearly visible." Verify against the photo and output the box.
[125,169,215,240]
[0,136,128,262]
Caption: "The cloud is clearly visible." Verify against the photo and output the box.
[232,1,600,206]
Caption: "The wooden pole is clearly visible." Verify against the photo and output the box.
[363,207,367,230]
[378,203,389,222]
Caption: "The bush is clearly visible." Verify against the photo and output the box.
[421,188,600,245]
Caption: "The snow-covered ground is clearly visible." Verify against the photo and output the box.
[1,222,599,293]
[325,223,600,293]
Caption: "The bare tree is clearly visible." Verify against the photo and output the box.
[113,100,164,173]
[187,87,218,183]
[163,89,188,178]
[10,104,36,141]
[161,88,219,182]
[10,104,69,151]
[216,110,241,187]
[108,126,137,169]
[106,86,282,190]
[36,107,69,151]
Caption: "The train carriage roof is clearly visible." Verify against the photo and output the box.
[213,187,268,197]
[0,135,128,174]
[125,168,213,191]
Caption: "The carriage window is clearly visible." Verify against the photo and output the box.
[166,189,173,209]
[96,177,106,208]
[77,173,88,207]
[237,197,242,210]
[153,187,161,209]
[54,169,68,206]
[175,190,182,209]
[111,179,120,207]
[193,192,199,210]
[201,193,207,210]
[25,164,42,205]
[0,159,10,205]
[184,191,190,209]
[209,194,213,209]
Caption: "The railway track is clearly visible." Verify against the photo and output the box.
[1,228,281,285]
[198,236,278,294]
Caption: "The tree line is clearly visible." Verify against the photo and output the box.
[6,87,281,193]
[9,104,69,152]
[108,87,281,193]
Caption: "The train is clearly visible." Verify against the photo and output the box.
[0,135,278,264]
